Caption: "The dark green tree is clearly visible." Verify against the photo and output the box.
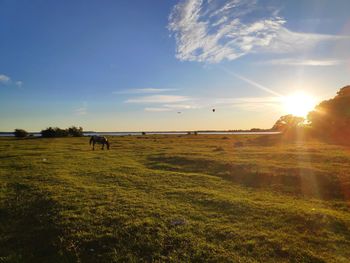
[308,85,350,141]
[67,126,83,137]
[14,129,28,138]
[41,127,69,138]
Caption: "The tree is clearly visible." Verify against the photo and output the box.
[308,85,350,140]
[14,129,28,138]
[67,126,83,137]
[41,127,69,138]
[272,114,305,132]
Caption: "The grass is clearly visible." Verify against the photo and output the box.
[0,135,350,262]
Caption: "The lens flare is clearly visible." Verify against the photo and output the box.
[283,91,317,117]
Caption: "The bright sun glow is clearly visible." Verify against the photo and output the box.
[282,91,317,117]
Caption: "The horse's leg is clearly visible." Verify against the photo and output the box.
[102,143,104,150]
[92,142,95,150]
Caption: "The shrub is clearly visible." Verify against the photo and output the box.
[68,126,83,137]
[41,126,84,138]
[41,127,69,138]
[14,129,28,138]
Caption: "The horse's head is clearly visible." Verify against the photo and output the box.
[106,140,110,150]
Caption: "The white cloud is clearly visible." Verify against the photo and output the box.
[74,107,87,115]
[0,74,10,83]
[261,58,343,66]
[168,0,349,63]
[144,107,172,112]
[164,103,198,109]
[15,81,23,87]
[125,95,190,104]
[144,103,199,112]
[0,74,24,87]
[114,88,176,94]
[74,102,88,116]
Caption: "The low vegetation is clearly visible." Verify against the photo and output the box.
[13,129,28,138]
[0,135,349,262]
[41,126,83,138]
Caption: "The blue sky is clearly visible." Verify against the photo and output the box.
[1,0,349,131]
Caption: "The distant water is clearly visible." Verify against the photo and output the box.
[0,132,41,137]
[1,131,280,137]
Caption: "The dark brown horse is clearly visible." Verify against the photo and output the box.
[89,136,110,150]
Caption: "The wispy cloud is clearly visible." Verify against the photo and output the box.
[0,74,23,87]
[163,104,198,109]
[0,74,10,84]
[15,81,23,87]
[168,0,349,63]
[144,103,199,112]
[75,107,87,115]
[261,58,344,66]
[125,95,190,104]
[144,107,173,112]
[114,88,177,94]
[74,102,88,116]
[141,96,283,113]
[214,96,282,111]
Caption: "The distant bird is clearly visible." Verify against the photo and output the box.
[212,108,215,112]
[177,112,182,114]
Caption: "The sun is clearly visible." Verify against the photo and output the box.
[282,91,317,117]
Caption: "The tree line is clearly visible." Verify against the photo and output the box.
[14,126,83,138]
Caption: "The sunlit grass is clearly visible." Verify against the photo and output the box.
[0,135,349,262]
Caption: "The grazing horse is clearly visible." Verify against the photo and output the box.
[89,135,110,150]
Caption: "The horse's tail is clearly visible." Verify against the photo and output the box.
[89,136,94,145]
[105,138,110,150]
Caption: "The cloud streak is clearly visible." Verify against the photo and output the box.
[125,95,191,104]
[125,92,283,113]
[74,107,87,115]
[168,0,349,63]
[144,107,173,112]
[261,58,344,66]
[114,88,177,94]
[141,96,282,113]
[74,102,88,116]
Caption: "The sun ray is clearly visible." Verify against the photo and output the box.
[219,66,283,97]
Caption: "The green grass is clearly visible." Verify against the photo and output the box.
[0,135,350,262]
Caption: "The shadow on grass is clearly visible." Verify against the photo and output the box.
[147,155,347,201]
[0,183,75,262]
[76,218,234,262]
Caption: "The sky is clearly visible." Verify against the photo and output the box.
[1,0,350,131]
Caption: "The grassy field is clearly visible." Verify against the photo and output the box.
[0,135,350,262]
